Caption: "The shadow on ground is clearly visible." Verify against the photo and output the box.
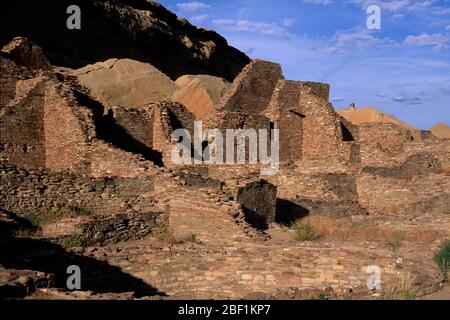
[0,217,166,299]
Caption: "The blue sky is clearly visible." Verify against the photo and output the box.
[158,0,450,129]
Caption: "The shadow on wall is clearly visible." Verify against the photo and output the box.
[274,199,310,226]
[73,90,164,166]
[340,122,355,142]
[0,219,166,299]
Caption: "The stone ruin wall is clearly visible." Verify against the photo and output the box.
[212,59,360,169]
[0,55,161,179]
[109,106,155,150]
[107,102,196,169]
[2,45,449,240]
[43,79,88,171]
[0,77,47,169]
[217,59,284,114]
[358,122,450,172]
[269,80,304,163]
[403,139,450,173]
[0,163,158,217]
[105,242,441,299]
[358,123,417,168]
[300,82,339,160]
[356,153,450,215]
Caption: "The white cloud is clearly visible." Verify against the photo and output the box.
[345,0,435,13]
[212,19,291,37]
[391,93,422,104]
[403,33,450,51]
[303,0,334,5]
[447,25,450,31]
[327,27,393,51]
[282,18,297,28]
[431,7,450,15]
[177,2,211,12]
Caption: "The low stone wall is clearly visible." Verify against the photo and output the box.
[0,164,157,217]
[104,242,442,299]
[59,211,168,247]
[357,172,450,215]
[276,172,359,201]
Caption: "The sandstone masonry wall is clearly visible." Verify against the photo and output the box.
[104,242,441,299]
[0,164,157,217]
[218,60,283,114]
[0,77,46,169]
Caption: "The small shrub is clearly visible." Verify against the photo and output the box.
[13,227,37,238]
[60,234,88,248]
[184,234,204,245]
[380,277,418,300]
[387,231,405,252]
[434,239,450,280]
[380,287,396,300]
[310,293,329,300]
[74,207,91,217]
[22,206,91,227]
[292,219,318,241]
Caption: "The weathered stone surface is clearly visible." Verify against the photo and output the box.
[1,37,50,70]
[1,24,449,301]
[218,60,284,114]
[74,59,179,107]
[171,75,230,119]
[430,122,450,139]
[336,106,419,132]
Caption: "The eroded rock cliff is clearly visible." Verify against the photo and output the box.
[0,0,249,81]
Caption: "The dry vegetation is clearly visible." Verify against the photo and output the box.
[292,215,441,245]
[380,275,419,300]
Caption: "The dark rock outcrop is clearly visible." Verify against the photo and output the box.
[237,180,277,230]
[1,37,51,70]
[0,0,250,81]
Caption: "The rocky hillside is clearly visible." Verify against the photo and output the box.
[336,106,419,131]
[74,58,179,107]
[172,75,230,119]
[430,123,450,139]
[0,0,249,82]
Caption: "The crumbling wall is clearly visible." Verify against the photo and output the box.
[218,60,283,114]
[236,180,277,230]
[44,79,87,171]
[0,164,158,217]
[300,82,340,160]
[1,37,51,70]
[267,80,303,163]
[276,172,359,202]
[104,242,441,299]
[59,211,168,247]
[109,106,154,150]
[358,123,416,167]
[0,55,32,106]
[404,140,450,173]
[363,153,442,180]
[214,59,360,167]
[357,172,450,215]
[357,154,449,214]
[0,77,46,169]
